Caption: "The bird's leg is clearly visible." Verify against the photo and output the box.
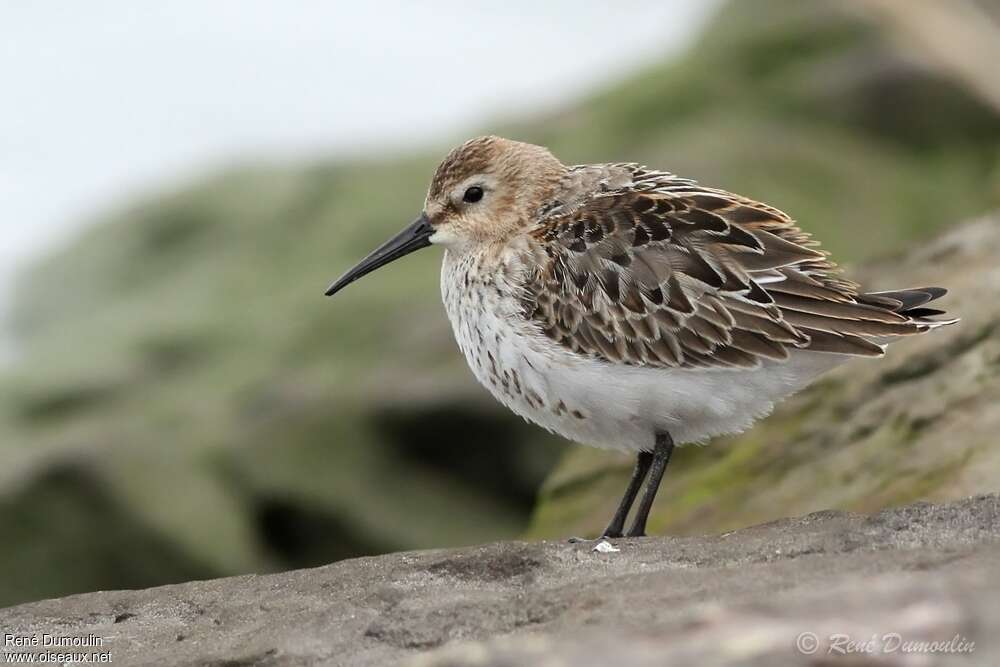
[625,432,675,538]
[600,450,654,538]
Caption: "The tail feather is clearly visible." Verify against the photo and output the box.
[799,285,956,357]
[902,307,947,319]
[860,286,946,313]
[858,286,957,327]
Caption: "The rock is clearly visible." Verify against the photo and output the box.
[528,215,1000,540]
[1,494,997,666]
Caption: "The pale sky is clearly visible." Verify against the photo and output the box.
[0,1,717,353]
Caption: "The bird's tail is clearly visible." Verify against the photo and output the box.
[794,286,957,358]
[857,286,958,329]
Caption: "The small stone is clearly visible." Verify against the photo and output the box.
[592,540,620,554]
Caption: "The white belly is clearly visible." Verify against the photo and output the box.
[441,253,845,453]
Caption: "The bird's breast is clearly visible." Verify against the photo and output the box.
[439,250,593,432]
[440,252,530,402]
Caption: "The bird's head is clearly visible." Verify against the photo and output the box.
[422,135,564,248]
[325,135,564,296]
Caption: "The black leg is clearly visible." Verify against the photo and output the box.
[601,450,653,538]
[626,432,675,538]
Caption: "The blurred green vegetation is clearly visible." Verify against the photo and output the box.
[1,0,998,607]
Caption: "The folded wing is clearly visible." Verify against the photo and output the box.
[521,169,951,370]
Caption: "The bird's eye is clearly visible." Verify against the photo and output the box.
[463,186,484,203]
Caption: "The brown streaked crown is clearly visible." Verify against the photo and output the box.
[428,136,500,201]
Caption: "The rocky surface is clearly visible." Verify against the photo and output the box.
[529,214,1000,540]
[2,494,998,666]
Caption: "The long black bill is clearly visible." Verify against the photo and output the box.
[325,214,434,296]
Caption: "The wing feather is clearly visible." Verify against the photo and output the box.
[521,167,944,369]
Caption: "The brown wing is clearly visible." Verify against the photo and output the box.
[521,175,930,369]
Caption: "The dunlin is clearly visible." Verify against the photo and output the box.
[326,136,954,539]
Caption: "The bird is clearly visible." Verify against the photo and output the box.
[325,135,955,539]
